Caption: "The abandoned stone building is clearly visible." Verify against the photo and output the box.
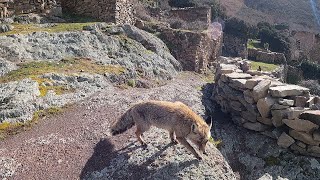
[0,0,135,24]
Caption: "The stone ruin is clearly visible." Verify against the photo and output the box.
[0,0,60,17]
[0,0,135,25]
[60,0,134,24]
[212,56,320,157]
[168,6,211,28]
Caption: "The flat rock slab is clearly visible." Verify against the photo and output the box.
[225,73,252,80]
[269,85,309,97]
[282,119,319,133]
[300,110,320,126]
[289,130,320,146]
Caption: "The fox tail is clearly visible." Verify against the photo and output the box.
[111,108,135,136]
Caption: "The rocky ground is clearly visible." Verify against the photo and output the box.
[0,72,236,180]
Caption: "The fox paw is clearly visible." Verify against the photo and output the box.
[171,139,179,145]
[196,155,203,161]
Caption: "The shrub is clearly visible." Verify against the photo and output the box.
[300,61,320,80]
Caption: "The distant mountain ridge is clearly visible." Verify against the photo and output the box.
[220,0,320,32]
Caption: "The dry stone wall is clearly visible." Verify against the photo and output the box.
[0,0,59,17]
[169,7,211,28]
[60,0,134,24]
[159,23,223,72]
[248,48,287,65]
[212,56,320,157]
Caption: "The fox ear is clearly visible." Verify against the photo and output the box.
[191,123,198,133]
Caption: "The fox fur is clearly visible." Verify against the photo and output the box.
[111,100,212,160]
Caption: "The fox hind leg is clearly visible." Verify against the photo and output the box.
[169,131,178,145]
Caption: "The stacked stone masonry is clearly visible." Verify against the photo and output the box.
[60,0,135,24]
[169,7,211,28]
[159,23,223,72]
[212,56,320,157]
[0,0,59,17]
[248,48,286,65]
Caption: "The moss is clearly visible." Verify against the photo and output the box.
[264,156,280,166]
[0,107,63,140]
[0,58,126,84]
[0,22,97,36]
[209,137,223,149]
[250,61,279,72]
[127,79,136,87]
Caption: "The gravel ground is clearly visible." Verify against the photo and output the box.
[0,72,236,180]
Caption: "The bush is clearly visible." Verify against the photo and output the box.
[299,80,320,96]
[224,17,258,39]
[300,61,320,80]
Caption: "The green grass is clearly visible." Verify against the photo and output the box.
[0,58,126,84]
[248,39,262,49]
[0,107,63,140]
[0,22,97,36]
[250,61,279,72]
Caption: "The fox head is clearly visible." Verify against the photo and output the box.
[189,118,212,155]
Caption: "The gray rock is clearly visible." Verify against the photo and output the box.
[257,96,276,118]
[289,130,320,146]
[0,24,181,81]
[0,58,17,76]
[252,80,271,102]
[277,132,295,148]
[269,85,309,97]
[278,98,294,106]
[0,24,13,33]
[0,79,40,123]
[282,119,319,133]
[300,110,320,126]
[243,122,270,132]
[257,117,273,126]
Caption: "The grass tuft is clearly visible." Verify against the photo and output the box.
[0,22,97,36]
[0,107,63,140]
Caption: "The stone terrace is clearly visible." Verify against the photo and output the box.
[212,56,320,157]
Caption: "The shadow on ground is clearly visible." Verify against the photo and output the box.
[80,138,198,180]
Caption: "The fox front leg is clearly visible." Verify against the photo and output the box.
[176,137,202,160]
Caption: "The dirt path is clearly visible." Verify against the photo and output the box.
[0,72,235,180]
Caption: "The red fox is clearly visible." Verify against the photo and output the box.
[111,100,212,160]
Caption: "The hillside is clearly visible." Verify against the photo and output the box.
[220,0,320,32]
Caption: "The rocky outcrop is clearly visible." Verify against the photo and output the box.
[0,24,181,80]
[212,56,320,158]
[0,58,17,76]
[0,24,182,124]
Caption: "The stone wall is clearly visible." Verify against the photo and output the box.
[159,22,223,72]
[212,56,320,157]
[169,7,211,28]
[0,0,59,17]
[248,48,287,64]
[60,0,134,24]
